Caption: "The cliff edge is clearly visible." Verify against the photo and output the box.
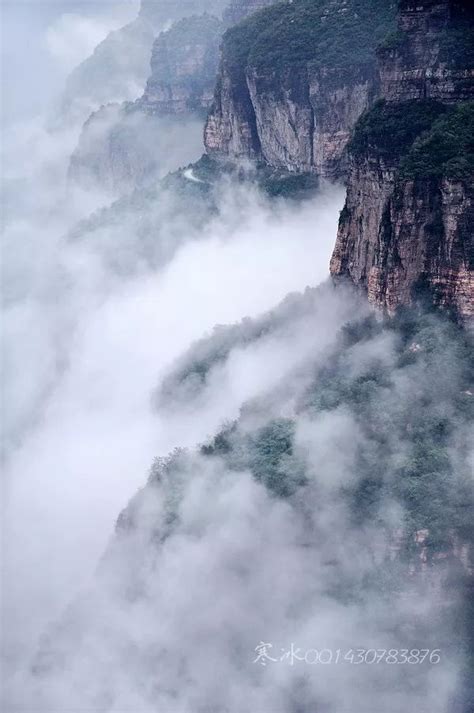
[330,0,473,323]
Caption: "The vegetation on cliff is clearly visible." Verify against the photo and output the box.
[378,5,474,69]
[400,101,474,181]
[349,99,474,182]
[222,0,397,74]
[349,99,449,161]
[177,305,473,550]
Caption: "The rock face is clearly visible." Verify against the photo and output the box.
[59,0,229,124]
[140,14,224,115]
[69,13,224,192]
[205,0,397,178]
[330,147,473,320]
[330,1,474,323]
[378,0,474,103]
[247,64,377,176]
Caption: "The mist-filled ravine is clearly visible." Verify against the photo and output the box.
[1,2,473,713]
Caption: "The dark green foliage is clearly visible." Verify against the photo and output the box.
[196,301,473,549]
[201,308,473,545]
[222,0,397,73]
[349,99,474,181]
[158,317,273,406]
[349,99,448,161]
[158,285,332,410]
[175,155,321,200]
[400,102,474,181]
[310,310,473,537]
[260,172,319,198]
[202,418,306,498]
[244,419,306,497]
[201,422,237,457]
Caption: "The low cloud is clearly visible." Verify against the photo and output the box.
[44,13,127,73]
[1,99,346,693]
[2,5,471,710]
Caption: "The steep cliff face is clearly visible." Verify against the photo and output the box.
[331,148,473,319]
[246,64,377,176]
[69,14,224,192]
[205,0,397,178]
[378,0,474,103]
[223,0,276,24]
[330,1,474,322]
[140,14,224,115]
[59,0,229,124]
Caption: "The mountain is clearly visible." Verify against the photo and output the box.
[68,0,282,193]
[204,0,398,178]
[27,286,474,712]
[139,13,225,115]
[330,0,474,323]
[204,0,472,320]
[68,12,225,193]
[14,2,473,711]
[139,0,229,28]
[59,0,229,124]
[68,12,225,194]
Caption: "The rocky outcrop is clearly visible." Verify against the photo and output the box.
[378,0,474,103]
[205,0,397,178]
[139,14,224,115]
[247,64,377,176]
[330,1,474,322]
[330,147,473,321]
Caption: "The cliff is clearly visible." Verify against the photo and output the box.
[139,14,224,115]
[204,0,397,178]
[330,0,474,323]
[69,14,224,192]
[59,0,228,124]
[378,0,474,103]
